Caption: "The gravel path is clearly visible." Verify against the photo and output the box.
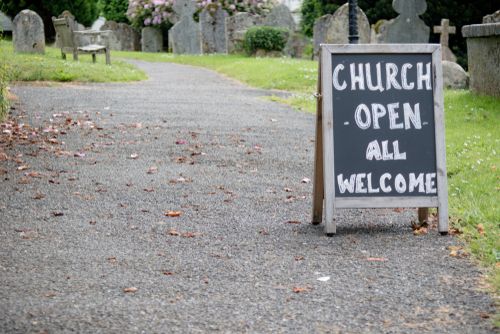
[0,60,496,333]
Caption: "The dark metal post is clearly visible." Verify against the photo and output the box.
[348,0,359,44]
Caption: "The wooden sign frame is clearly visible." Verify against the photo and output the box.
[312,44,448,236]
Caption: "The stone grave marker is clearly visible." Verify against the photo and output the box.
[142,27,163,52]
[313,4,370,58]
[433,19,456,62]
[442,60,468,89]
[483,10,500,23]
[200,7,228,54]
[263,4,296,31]
[101,21,140,51]
[170,0,201,54]
[462,20,500,97]
[379,0,429,43]
[13,10,45,54]
[0,11,13,32]
[226,12,262,54]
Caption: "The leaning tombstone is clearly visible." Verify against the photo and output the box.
[142,26,163,52]
[226,12,262,54]
[433,19,456,62]
[0,11,13,32]
[200,7,228,54]
[170,0,201,54]
[442,61,468,89]
[313,4,370,58]
[13,9,45,54]
[379,0,429,43]
[462,19,500,97]
[482,10,500,24]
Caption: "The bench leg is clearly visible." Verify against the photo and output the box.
[73,51,78,61]
[105,49,111,65]
[92,53,96,63]
[61,51,66,60]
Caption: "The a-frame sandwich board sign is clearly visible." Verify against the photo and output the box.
[312,44,448,236]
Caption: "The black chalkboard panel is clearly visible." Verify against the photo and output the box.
[331,53,437,197]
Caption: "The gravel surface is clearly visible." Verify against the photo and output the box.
[0,60,496,333]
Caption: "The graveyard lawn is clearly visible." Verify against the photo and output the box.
[0,40,146,82]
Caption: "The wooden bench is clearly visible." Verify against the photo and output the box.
[52,16,111,65]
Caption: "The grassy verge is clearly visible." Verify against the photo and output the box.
[0,40,146,82]
[117,51,500,298]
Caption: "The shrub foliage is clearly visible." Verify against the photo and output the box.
[244,26,289,55]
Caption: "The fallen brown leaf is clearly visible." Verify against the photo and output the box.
[147,166,158,174]
[165,210,182,217]
[294,256,305,261]
[32,193,45,200]
[181,232,197,238]
[286,220,301,225]
[163,271,174,276]
[17,165,29,171]
[52,212,64,217]
[259,229,269,235]
[168,229,180,236]
[292,286,310,293]
[123,287,138,293]
[476,223,485,236]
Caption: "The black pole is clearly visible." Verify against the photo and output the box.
[348,0,359,44]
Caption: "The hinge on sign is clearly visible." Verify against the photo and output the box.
[314,92,322,99]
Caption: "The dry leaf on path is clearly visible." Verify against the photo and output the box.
[147,166,158,174]
[292,287,310,293]
[123,287,138,293]
[301,177,311,184]
[165,210,182,217]
[286,220,301,225]
[168,229,180,236]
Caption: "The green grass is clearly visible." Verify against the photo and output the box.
[0,40,146,82]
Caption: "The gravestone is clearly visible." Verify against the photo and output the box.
[263,4,295,31]
[101,21,140,51]
[91,16,106,31]
[13,10,45,54]
[313,4,370,58]
[284,32,310,58]
[483,10,500,24]
[141,27,163,52]
[0,11,13,32]
[56,11,90,46]
[462,22,500,97]
[170,0,201,54]
[200,7,228,54]
[442,61,468,89]
[433,19,456,62]
[225,12,262,54]
[313,15,331,58]
[379,0,429,43]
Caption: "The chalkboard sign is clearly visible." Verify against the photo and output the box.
[311,44,448,236]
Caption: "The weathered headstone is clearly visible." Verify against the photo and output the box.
[0,11,13,32]
[170,0,201,54]
[462,22,500,97]
[141,27,163,52]
[433,19,456,62]
[483,10,500,24]
[101,21,140,51]
[13,10,45,54]
[284,32,310,58]
[263,4,296,31]
[379,0,430,43]
[225,12,262,54]
[313,4,370,58]
[200,7,228,54]
[442,60,468,89]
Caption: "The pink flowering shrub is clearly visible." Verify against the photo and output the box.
[127,0,275,27]
[195,0,274,16]
[127,0,175,28]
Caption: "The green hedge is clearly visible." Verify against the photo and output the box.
[244,26,289,55]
